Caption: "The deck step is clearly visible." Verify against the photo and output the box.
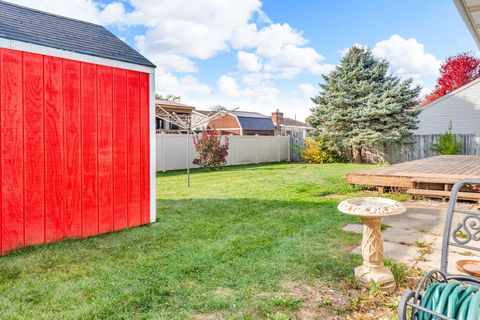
[407,188,480,201]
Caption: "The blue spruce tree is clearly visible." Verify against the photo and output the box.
[308,47,421,163]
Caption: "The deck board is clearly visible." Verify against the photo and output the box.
[347,155,480,188]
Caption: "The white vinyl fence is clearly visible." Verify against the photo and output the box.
[156,133,290,171]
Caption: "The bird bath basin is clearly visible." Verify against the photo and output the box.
[338,197,406,292]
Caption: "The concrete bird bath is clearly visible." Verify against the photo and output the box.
[338,197,406,292]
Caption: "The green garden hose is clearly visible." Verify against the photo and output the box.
[417,282,479,320]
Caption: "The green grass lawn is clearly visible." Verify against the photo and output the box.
[0,163,383,319]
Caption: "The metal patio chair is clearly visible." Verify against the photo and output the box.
[398,179,480,320]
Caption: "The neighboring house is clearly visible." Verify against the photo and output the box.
[208,110,275,135]
[415,77,480,134]
[412,0,480,135]
[0,1,156,254]
[155,100,195,133]
[271,109,310,137]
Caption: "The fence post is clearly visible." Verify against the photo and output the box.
[162,132,166,172]
[288,136,291,162]
[277,137,281,162]
[255,134,260,164]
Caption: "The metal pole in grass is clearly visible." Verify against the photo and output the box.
[187,127,190,187]
[155,102,237,187]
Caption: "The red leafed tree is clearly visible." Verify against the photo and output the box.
[192,130,229,170]
[421,52,480,106]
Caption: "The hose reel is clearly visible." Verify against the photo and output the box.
[399,270,479,319]
[398,180,480,320]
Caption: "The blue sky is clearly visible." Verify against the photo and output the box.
[10,0,478,120]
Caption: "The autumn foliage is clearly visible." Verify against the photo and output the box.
[193,130,229,170]
[301,138,344,164]
[421,53,480,106]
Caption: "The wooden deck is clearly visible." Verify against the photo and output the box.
[347,155,480,200]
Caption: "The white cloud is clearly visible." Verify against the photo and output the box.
[100,2,127,25]
[8,0,126,24]
[262,44,334,78]
[131,3,333,78]
[129,0,263,61]
[298,83,316,99]
[373,35,440,79]
[240,72,271,86]
[234,23,333,78]
[156,71,211,96]
[237,51,262,72]
[217,75,249,97]
[217,74,279,105]
[9,0,329,120]
[138,50,198,73]
[11,0,334,80]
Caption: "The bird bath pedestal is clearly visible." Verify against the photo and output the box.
[338,197,406,292]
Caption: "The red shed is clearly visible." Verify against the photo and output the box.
[0,2,156,255]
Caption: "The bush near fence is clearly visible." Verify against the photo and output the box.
[156,134,290,171]
[290,134,480,164]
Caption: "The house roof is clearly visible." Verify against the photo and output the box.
[0,1,155,67]
[237,117,275,131]
[155,100,195,110]
[195,109,275,131]
[418,76,480,112]
[454,0,480,49]
[280,118,308,128]
[230,111,271,118]
[228,111,275,131]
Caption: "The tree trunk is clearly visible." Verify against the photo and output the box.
[351,146,363,164]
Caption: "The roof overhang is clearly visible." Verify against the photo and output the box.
[454,0,480,48]
[154,100,195,112]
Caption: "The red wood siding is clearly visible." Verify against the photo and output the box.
[1,49,24,252]
[23,52,44,246]
[112,68,128,231]
[0,48,151,255]
[127,71,141,228]
[63,60,82,238]
[139,73,150,225]
[97,65,114,234]
[45,55,64,243]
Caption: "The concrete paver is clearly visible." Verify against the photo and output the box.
[343,202,480,273]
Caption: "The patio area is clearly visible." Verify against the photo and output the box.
[344,200,480,272]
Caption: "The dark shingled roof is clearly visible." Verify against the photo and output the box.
[237,117,275,131]
[0,1,155,67]
[228,111,275,131]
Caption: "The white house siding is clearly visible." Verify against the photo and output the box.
[415,78,480,134]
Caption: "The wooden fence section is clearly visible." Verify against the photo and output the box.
[156,134,290,171]
[290,134,480,164]
[364,134,480,164]
[290,137,305,162]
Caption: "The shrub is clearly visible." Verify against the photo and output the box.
[301,137,343,163]
[192,130,229,170]
[431,122,463,155]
